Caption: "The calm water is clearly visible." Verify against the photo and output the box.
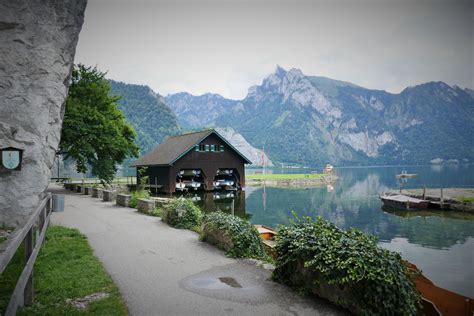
[191,164,474,298]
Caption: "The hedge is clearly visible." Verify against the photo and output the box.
[273,215,420,315]
[162,198,203,230]
[201,211,265,259]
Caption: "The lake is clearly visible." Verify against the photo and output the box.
[191,164,474,298]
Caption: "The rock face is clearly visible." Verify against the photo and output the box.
[0,0,87,226]
[215,127,274,167]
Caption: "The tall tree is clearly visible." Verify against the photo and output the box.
[60,64,139,182]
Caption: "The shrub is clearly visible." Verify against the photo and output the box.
[149,207,162,217]
[201,211,265,259]
[273,215,420,315]
[129,190,150,208]
[162,198,203,230]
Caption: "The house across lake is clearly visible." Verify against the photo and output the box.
[132,129,252,193]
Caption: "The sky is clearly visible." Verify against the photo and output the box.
[75,0,473,100]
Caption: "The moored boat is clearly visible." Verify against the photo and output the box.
[380,192,430,210]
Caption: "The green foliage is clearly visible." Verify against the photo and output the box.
[138,167,149,189]
[149,207,162,217]
[458,196,474,203]
[201,212,265,259]
[0,244,24,313]
[16,226,127,315]
[60,64,139,183]
[108,80,180,155]
[129,190,150,208]
[163,198,203,230]
[273,215,420,315]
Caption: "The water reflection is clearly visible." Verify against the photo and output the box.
[176,165,474,297]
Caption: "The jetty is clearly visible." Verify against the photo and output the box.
[388,188,474,212]
[380,193,429,211]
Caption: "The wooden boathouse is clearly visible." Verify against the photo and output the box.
[132,129,252,193]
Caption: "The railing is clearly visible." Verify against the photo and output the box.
[0,193,52,316]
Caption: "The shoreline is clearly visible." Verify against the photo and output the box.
[246,175,337,187]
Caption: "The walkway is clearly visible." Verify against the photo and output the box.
[49,184,345,316]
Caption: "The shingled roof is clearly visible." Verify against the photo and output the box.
[132,129,251,166]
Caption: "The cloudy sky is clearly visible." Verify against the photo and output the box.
[75,0,473,99]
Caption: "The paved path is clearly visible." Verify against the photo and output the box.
[49,185,345,316]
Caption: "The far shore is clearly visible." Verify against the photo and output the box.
[246,173,337,187]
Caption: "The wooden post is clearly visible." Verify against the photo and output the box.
[422,186,426,199]
[23,227,34,306]
[440,187,444,202]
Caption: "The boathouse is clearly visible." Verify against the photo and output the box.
[132,129,252,193]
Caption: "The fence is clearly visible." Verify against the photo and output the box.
[0,193,52,316]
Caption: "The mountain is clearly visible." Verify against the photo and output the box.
[108,80,273,166]
[215,127,273,167]
[165,66,474,166]
[165,92,237,128]
[109,80,180,154]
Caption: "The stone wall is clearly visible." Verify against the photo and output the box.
[0,0,87,226]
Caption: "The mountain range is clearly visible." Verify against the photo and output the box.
[109,66,474,167]
[165,66,474,166]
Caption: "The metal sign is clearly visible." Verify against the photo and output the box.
[2,150,20,169]
[1,147,23,171]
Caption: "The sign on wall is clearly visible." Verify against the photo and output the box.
[0,147,24,171]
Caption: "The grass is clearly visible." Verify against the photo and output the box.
[458,196,474,203]
[8,226,128,316]
[247,173,325,180]
[0,244,25,313]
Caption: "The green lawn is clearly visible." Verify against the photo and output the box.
[247,173,325,180]
[458,196,474,203]
[4,226,128,315]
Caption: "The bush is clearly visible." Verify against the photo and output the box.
[273,215,420,315]
[201,212,265,259]
[162,198,203,230]
[129,190,150,208]
[149,207,162,217]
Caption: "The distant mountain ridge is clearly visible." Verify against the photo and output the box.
[165,66,474,166]
[109,80,180,154]
[108,80,272,166]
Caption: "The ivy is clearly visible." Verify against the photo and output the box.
[273,215,420,315]
[163,198,203,230]
[201,212,265,259]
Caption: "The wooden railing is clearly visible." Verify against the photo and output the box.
[0,193,52,316]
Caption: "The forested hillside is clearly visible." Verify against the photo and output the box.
[109,80,180,154]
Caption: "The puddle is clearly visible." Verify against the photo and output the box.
[218,277,242,288]
[187,276,242,290]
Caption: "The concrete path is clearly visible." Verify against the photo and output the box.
[49,184,346,316]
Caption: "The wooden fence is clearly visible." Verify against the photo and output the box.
[0,193,52,316]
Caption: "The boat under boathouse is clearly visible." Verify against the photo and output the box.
[132,129,252,193]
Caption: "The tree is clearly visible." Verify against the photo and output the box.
[60,64,139,182]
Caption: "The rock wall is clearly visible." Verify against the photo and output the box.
[0,0,87,226]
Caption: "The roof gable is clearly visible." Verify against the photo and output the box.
[132,129,251,166]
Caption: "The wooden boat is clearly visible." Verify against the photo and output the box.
[255,224,473,315]
[380,193,430,210]
[406,262,473,316]
[255,225,277,240]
